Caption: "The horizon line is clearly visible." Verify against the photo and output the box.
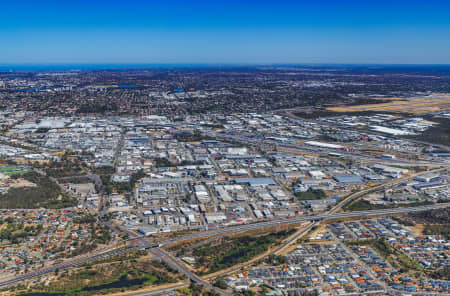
[1,62,450,71]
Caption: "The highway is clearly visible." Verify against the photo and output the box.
[3,110,446,295]
[131,203,450,296]
[156,202,450,247]
[150,248,232,296]
[1,202,448,289]
[124,284,187,296]
[120,202,450,296]
[0,245,142,288]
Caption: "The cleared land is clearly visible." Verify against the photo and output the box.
[326,94,450,114]
[0,172,76,209]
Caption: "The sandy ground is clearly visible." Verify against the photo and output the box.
[0,223,8,231]
[10,178,37,188]
[309,224,327,238]
[326,94,450,114]
[106,281,188,296]
[409,224,425,236]
[305,240,337,245]
[277,243,298,256]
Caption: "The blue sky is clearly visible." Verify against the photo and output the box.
[1,0,450,64]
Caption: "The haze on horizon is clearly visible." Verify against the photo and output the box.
[1,0,450,65]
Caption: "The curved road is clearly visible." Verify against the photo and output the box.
[0,202,448,289]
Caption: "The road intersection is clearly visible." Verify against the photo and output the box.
[0,202,448,289]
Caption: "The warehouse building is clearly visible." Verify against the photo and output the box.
[333,174,364,184]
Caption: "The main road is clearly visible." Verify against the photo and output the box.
[149,248,232,296]
[0,202,448,289]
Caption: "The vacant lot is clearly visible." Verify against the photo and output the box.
[192,230,295,274]
[326,94,450,114]
[0,172,76,209]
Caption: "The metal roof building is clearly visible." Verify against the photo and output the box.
[234,177,276,187]
[333,174,364,184]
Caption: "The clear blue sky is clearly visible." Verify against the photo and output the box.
[1,0,450,64]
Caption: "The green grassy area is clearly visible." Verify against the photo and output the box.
[0,166,30,176]
[0,172,77,209]
[7,170,30,176]
[0,166,20,172]
[193,229,295,274]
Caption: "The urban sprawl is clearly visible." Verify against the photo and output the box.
[0,67,449,296]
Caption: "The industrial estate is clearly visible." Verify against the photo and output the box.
[0,66,449,296]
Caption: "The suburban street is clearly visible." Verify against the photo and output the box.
[1,202,448,289]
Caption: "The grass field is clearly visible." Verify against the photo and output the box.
[0,166,30,176]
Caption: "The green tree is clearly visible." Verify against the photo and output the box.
[213,277,228,290]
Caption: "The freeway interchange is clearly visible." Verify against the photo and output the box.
[2,135,448,295]
[1,202,449,290]
[2,126,449,293]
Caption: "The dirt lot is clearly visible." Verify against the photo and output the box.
[326,94,450,114]
[409,224,425,236]
[10,178,37,188]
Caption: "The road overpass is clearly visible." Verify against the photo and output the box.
[0,202,448,289]
[150,248,232,296]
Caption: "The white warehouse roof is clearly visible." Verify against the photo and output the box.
[305,141,343,149]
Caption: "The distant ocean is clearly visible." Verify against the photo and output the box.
[0,64,193,71]
[1,64,450,73]
[0,63,240,71]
